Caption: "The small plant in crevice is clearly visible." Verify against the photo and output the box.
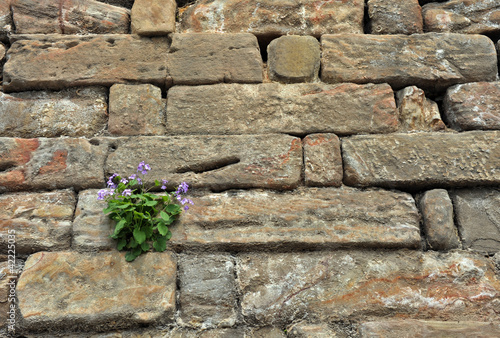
[98,161,193,262]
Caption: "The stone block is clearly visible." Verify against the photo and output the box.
[167,33,263,85]
[0,1,12,42]
[367,0,423,34]
[17,251,177,331]
[0,260,23,330]
[267,36,320,83]
[0,87,108,138]
[444,82,500,131]
[166,83,398,135]
[396,86,445,132]
[3,35,169,92]
[108,84,165,136]
[321,33,498,92]
[247,327,286,337]
[131,0,176,36]
[450,188,500,255]
[287,322,338,337]
[11,0,130,34]
[303,134,343,187]
[342,131,500,189]
[178,0,364,37]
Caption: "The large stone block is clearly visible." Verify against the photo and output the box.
[167,33,263,85]
[131,0,176,36]
[342,131,500,189]
[321,33,498,92]
[178,0,364,37]
[237,251,500,324]
[3,35,169,92]
[303,134,343,187]
[367,0,423,34]
[0,87,108,138]
[166,83,398,135]
[17,251,177,331]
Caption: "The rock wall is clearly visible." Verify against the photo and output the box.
[1,0,500,337]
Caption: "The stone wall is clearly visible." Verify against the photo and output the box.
[1,0,500,337]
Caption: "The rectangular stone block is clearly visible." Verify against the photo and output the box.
[131,0,176,36]
[303,133,343,187]
[321,33,498,92]
[342,131,500,189]
[3,35,169,92]
[367,0,423,35]
[166,83,398,135]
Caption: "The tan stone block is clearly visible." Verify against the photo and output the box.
[396,86,445,132]
[368,0,423,34]
[131,0,176,36]
[287,322,339,338]
[303,134,343,187]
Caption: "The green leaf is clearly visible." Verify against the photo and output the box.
[117,237,127,251]
[127,237,138,248]
[153,236,167,252]
[143,225,153,238]
[160,211,170,222]
[141,241,150,251]
[145,200,158,207]
[116,203,131,209]
[113,219,126,237]
[157,223,168,236]
[155,179,160,186]
[165,204,181,215]
[166,230,172,241]
[133,228,146,244]
[125,251,139,262]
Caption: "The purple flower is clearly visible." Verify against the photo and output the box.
[121,189,132,197]
[97,188,115,200]
[137,161,152,175]
[120,178,128,184]
[161,179,168,190]
[176,182,189,195]
[129,174,137,180]
[107,173,119,188]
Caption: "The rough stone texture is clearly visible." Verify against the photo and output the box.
[178,0,364,37]
[0,260,23,330]
[303,134,343,187]
[96,0,134,9]
[396,86,446,132]
[0,137,107,193]
[367,0,423,34]
[444,82,500,131]
[171,187,421,251]
[0,190,75,254]
[108,84,165,136]
[321,33,498,92]
[423,0,500,35]
[166,83,398,136]
[247,327,286,337]
[419,189,460,251]
[237,251,500,324]
[3,35,169,92]
[16,251,177,331]
[11,0,130,34]
[267,36,320,83]
[0,87,108,138]
[0,0,12,42]
[167,33,263,85]
[359,320,500,338]
[287,322,338,337]
[131,0,176,36]
[105,135,302,191]
[450,188,500,255]
[342,131,500,189]
[178,254,237,328]
[0,42,5,82]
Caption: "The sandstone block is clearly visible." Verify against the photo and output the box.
[105,135,302,191]
[178,254,237,328]
[167,33,263,85]
[131,0,176,36]
[367,0,423,34]
[303,134,343,187]
[0,1,12,42]
[342,131,500,189]
[109,84,165,136]
[267,36,320,83]
[321,33,498,92]
[3,35,169,92]
[444,82,500,131]
[419,189,460,251]
[247,327,286,337]
[17,251,177,331]
[178,0,364,37]
[423,0,500,35]
[166,83,398,135]
[287,322,338,338]
[450,188,500,255]
[0,87,107,138]
[396,86,445,132]
[237,251,500,324]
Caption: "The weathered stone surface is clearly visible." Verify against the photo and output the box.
[178,0,364,37]
[396,86,445,132]
[0,137,107,192]
[0,260,23,330]
[109,84,165,136]
[342,131,500,189]
[367,0,423,34]
[17,251,177,331]
[303,134,343,187]
[247,327,286,338]
[0,87,108,137]
[0,1,12,42]
[166,83,398,135]
[97,0,134,9]
[0,42,5,81]
[359,320,500,338]
[0,190,75,254]
[105,135,302,191]
[172,187,421,251]
[167,33,263,85]
[423,0,500,35]
[131,0,176,36]
[321,33,498,92]
[419,189,460,251]
[450,188,500,255]
[237,251,500,324]
[444,82,500,131]
[3,35,169,92]
[287,322,338,337]
[178,254,237,328]
[267,36,320,83]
